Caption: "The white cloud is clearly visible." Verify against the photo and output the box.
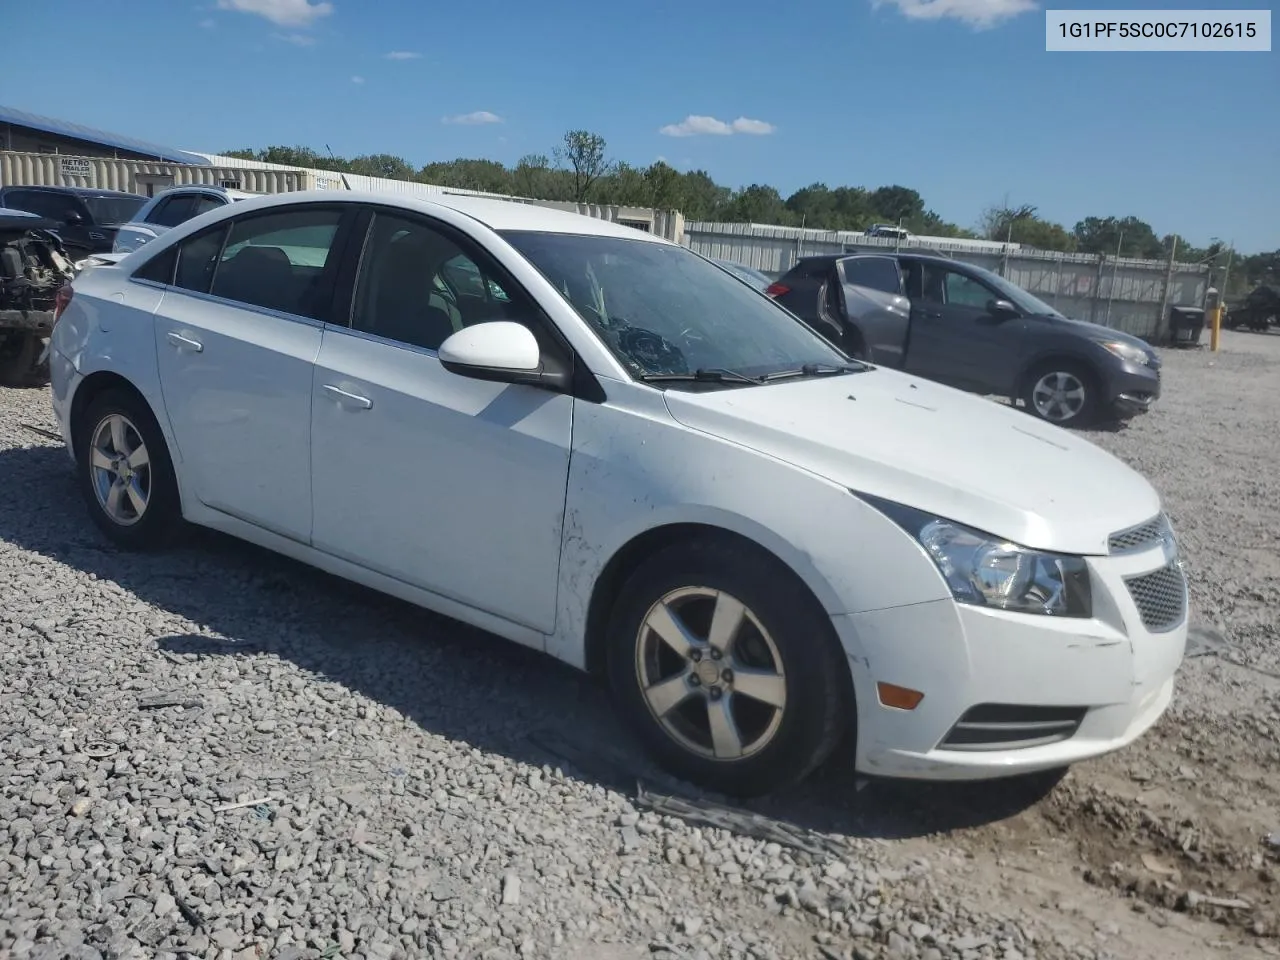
[274,31,316,45]
[659,115,777,137]
[870,0,1036,28]
[442,111,504,125]
[215,0,333,28]
[384,50,421,60]
[350,75,364,84]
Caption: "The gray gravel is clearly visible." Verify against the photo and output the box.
[1,329,1277,960]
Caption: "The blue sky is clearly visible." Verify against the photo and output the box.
[3,0,1277,251]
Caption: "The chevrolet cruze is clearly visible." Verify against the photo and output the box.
[46,191,1189,796]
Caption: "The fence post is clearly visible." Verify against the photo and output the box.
[1156,238,1177,344]
[1089,255,1106,323]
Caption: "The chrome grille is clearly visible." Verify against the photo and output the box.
[1124,562,1188,632]
[1108,513,1170,555]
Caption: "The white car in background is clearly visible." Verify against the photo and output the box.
[111,185,256,254]
[46,191,1188,796]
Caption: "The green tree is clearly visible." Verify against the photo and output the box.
[643,161,682,210]
[554,130,610,203]
[981,203,1074,251]
[1073,216,1163,258]
[868,185,925,224]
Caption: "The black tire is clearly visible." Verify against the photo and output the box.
[605,536,851,797]
[75,387,183,550]
[0,333,45,387]
[1019,360,1100,428]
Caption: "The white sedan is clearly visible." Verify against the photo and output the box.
[46,191,1188,796]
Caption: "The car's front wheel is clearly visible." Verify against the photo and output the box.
[606,536,851,797]
[76,388,183,550]
[1020,362,1099,428]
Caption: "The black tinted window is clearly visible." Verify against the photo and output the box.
[840,257,900,294]
[209,208,344,319]
[150,196,196,227]
[192,195,224,217]
[82,196,145,224]
[134,247,177,285]
[6,191,68,220]
[351,212,532,351]
[174,227,228,294]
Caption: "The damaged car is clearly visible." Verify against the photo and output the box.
[0,208,76,386]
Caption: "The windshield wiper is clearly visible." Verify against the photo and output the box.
[638,367,762,386]
[759,362,870,382]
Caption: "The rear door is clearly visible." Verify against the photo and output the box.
[835,256,911,367]
[151,203,357,541]
[768,259,844,345]
[901,259,1027,393]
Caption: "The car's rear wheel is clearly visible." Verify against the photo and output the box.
[605,537,850,797]
[1021,362,1099,428]
[76,389,183,550]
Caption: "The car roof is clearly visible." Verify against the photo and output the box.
[149,185,257,200]
[2,185,147,200]
[200,189,672,244]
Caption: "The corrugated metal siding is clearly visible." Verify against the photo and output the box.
[1,151,304,195]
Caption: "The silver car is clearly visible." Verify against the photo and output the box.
[112,185,256,253]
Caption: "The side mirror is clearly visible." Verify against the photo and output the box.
[437,321,569,391]
[64,211,86,225]
[988,298,1019,318]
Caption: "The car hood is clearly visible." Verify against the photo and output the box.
[661,368,1161,556]
[1054,316,1155,352]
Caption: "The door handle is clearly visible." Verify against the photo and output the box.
[165,330,203,352]
[321,384,373,410]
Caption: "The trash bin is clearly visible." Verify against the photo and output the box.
[1168,306,1205,346]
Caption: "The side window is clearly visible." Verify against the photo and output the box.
[191,195,225,217]
[174,226,228,294]
[919,264,948,304]
[840,257,901,294]
[10,191,65,220]
[134,246,177,285]
[351,212,535,352]
[209,208,344,319]
[151,195,196,227]
[944,271,995,309]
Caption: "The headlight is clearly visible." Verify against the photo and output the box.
[859,495,1092,618]
[1097,339,1150,366]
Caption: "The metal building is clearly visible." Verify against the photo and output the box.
[0,104,207,165]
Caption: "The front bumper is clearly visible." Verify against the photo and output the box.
[1104,360,1162,418]
[834,538,1187,781]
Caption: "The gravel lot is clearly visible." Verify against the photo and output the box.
[1,329,1277,960]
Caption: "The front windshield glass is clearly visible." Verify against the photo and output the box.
[972,263,1065,318]
[501,231,849,381]
[84,196,147,225]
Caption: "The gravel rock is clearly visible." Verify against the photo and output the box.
[1,333,1276,960]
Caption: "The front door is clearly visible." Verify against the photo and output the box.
[309,208,573,634]
[903,260,1026,394]
[152,204,353,541]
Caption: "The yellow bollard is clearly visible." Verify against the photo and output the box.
[1205,286,1221,352]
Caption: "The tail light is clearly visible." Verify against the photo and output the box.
[764,282,790,298]
[53,283,74,324]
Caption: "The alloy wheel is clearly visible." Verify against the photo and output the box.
[1031,371,1087,422]
[635,586,787,761]
[89,413,152,526]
